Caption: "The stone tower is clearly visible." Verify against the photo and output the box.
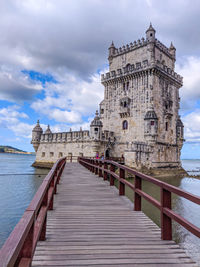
[100,23,184,169]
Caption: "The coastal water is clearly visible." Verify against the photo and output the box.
[0,154,199,265]
[0,153,49,248]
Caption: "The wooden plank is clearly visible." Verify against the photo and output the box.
[32,163,196,267]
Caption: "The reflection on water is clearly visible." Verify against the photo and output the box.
[114,160,200,266]
[0,153,49,248]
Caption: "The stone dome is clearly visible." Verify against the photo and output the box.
[144,110,158,120]
[33,120,43,133]
[146,22,156,33]
[45,125,52,134]
[90,110,103,127]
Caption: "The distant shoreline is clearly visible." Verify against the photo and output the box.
[0,152,35,155]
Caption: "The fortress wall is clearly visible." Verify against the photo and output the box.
[33,140,107,166]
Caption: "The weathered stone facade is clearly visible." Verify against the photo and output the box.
[31,24,184,171]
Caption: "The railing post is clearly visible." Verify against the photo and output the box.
[99,161,103,177]
[49,176,55,210]
[95,160,98,175]
[39,214,47,241]
[19,220,34,263]
[119,168,125,195]
[161,187,172,240]
[104,162,108,180]
[134,175,141,211]
[110,163,115,186]
[92,159,95,173]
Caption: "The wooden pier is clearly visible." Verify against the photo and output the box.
[0,158,199,266]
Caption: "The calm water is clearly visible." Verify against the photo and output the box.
[114,159,200,266]
[0,155,199,265]
[0,153,49,248]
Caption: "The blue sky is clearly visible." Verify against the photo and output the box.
[0,0,200,159]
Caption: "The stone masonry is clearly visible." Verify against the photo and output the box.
[31,24,184,171]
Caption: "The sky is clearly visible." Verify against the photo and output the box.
[0,0,200,158]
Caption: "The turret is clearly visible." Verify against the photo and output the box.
[45,125,52,134]
[31,120,43,152]
[108,41,116,63]
[90,110,103,140]
[146,23,156,64]
[144,108,158,142]
[146,23,156,42]
[176,116,184,141]
[169,42,176,69]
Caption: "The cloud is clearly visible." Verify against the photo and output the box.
[177,56,200,112]
[31,71,104,123]
[0,67,43,102]
[0,105,33,138]
[0,0,200,84]
[182,110,200,143]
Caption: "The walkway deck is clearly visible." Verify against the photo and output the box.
[32,163,196,266]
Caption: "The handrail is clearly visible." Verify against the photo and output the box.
[78,157,200,240]
[0,157,66,267]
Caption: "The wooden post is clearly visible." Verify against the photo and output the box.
[134,175,141,211]
[39,214,47,241]
[92,160,95,173]
[110,164,115,186]
[95,160,98,175]
[99,161,103,177]
[119,168,125,195]
[104,162,108,180]
[49,176,55,210]
[161,188,172,240]
[19,221,34,260]
[54,170,58,193]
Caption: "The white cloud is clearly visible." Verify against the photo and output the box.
[0,105,33,138]
[182,110,200,143]
[177,56,200,112]
[31,71,104,124]
[0,66,43,102]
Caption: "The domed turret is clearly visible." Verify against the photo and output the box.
[144,108,158,141]
[45,125,52,134]
[90,110,103,140]
[31,120,43,152]
[176,116,184,140]
[146,23,156,42]
[169,42,176,59]
[108,41,116,63]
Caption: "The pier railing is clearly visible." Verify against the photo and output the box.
[0,157,66,267]
[79,157,200,240]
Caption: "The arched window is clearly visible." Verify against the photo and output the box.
[122,120,128,130]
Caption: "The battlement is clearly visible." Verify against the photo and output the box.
[112,37,147,57]
[39,129,115,143]
[155,39,173,58]
[109,37,174,60]
[101,61,182,84]
[40,130,90,143]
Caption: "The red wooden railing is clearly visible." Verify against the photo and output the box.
[79,157,200,240]
[0,157,66,267]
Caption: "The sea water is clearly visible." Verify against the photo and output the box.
[0,153,49,248]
